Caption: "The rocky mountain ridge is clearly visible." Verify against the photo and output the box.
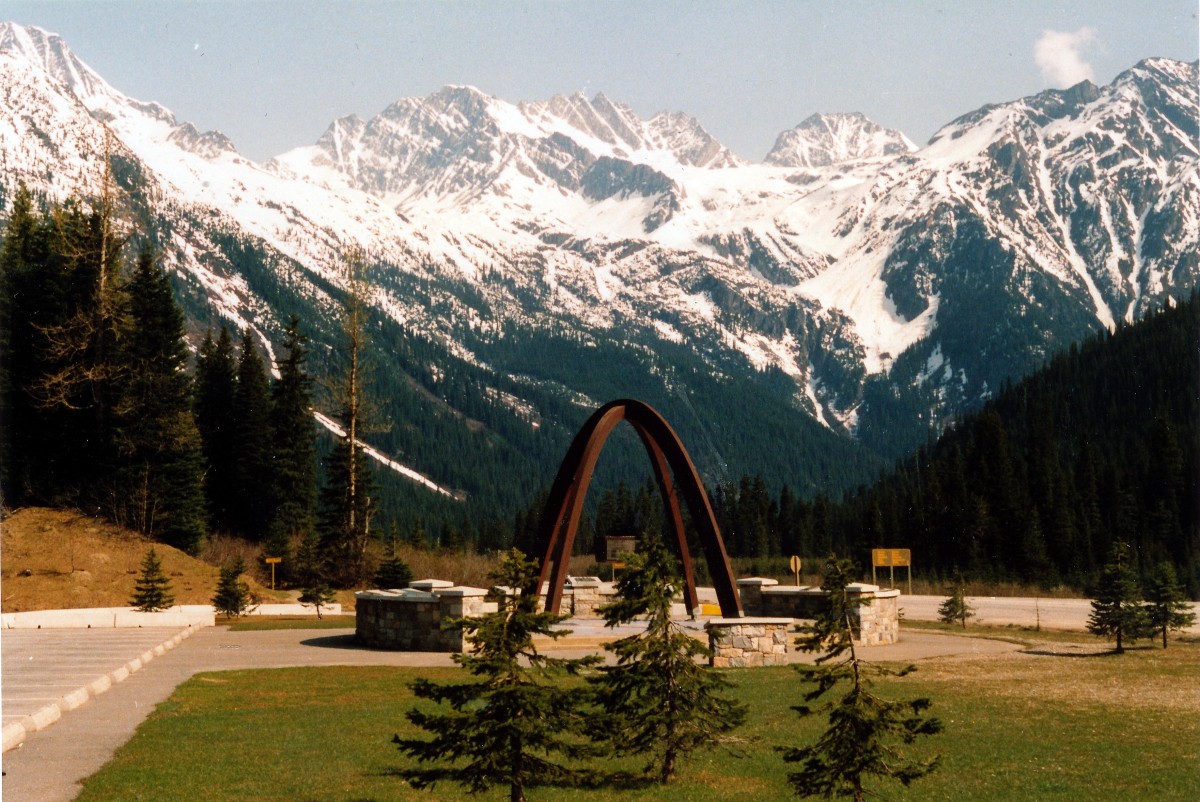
[1,21,1196,501]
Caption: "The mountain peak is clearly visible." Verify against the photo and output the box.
[1,21,107,100]
[764,112,915,168]
[1,20,176,128]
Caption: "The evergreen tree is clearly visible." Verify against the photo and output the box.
[266,315,316,565]
[212,557,253,618]
[294,529,324,589]
[194,326,238,532]
[393,549,600,802]
[317,246,381,587]
[37,195,128,512]
[374,528,414,588]
[937,573,974,628]
[3,193,127,509]
[374,556,413,589]
[129,547,174,612]
[298,582,336,619]
[0,183,43,503]
[1087,541,1150,654]
[1143,561,1196,649]
[779,556,941,801]
[317,435,378,587]
[588,535,746,783]
[116,246,206,552]
[229,329,273,539]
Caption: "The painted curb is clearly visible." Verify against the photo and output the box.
[0,625,197,753]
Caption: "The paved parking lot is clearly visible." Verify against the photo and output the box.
[2,628,190,736]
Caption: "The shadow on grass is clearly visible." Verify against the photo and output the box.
[375,767,656,793]
[1022,645,1157,658]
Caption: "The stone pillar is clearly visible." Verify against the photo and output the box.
[705,617,791,667]
[735,577,778,616]
[849,586,900,646]
[436,587,491,651]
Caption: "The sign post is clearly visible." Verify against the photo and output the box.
[871,548,912,595]
[264,557,282,590]
[603,536,637,582]
[789,555,802,586]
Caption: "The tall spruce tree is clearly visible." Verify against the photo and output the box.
[34,192,128,512]
[317,436,378,587]
[4,194,127,509]
[266,315,316,568]
[194,326,238,532]
[779,556,941,801]
[1087,541,1150,653]
[394,549,600,802]
[317,247,380,587]
[588,535,746,783]
[0,184,45,503]
[229,329,272,540]
[1143,561,1196,649]
[116,246,206,552]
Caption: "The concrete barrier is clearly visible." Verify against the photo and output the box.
[1,624,200,753]
[1,605,215,629]
[245,603,343,617]
[0,602,346,629]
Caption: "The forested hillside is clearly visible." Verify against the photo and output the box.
[711,295,1199,594]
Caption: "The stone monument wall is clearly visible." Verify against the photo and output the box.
[736,578,900,646]
[355,580,494,652]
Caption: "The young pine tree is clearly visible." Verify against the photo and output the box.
[298,582,336,619]
[1087,541,1150,654]
[588,535,746,783]
[394,549,600,802]
[937,573,974,629]
[374,524,414,589]
[779,556,941,802]
[1143,561,1196,649]
[129,547,174,612]
[212,557,253,618]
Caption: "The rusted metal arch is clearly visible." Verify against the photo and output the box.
[535,399,743,618]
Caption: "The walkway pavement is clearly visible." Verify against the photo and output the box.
[0,621,1025,802]
[2,627,195,751]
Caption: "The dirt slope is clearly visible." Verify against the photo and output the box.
[1,507,273,612]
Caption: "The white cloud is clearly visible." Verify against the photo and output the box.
[1034,28,1098,88]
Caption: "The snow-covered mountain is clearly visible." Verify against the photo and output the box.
[2,21,1197,497]
[764,112,916,168]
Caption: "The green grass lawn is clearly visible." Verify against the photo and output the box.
[222,614,357,631]
[77,642,1200,802]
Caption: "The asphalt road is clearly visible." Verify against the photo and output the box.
[899,593,1200,634]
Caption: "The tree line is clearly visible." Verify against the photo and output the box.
[0,187,379,590]
[703,295,1199,595]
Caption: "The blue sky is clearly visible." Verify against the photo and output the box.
[7,1,1198,163]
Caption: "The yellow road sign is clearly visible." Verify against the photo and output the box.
[872,548,911,568]
[789,555,801,573]
[264,557,282,564]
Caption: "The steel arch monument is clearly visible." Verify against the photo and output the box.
[535,399,743,618]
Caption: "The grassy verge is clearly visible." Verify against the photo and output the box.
[222,615,357,631]
[901,618,1104,645]
[77,642,1199,802]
